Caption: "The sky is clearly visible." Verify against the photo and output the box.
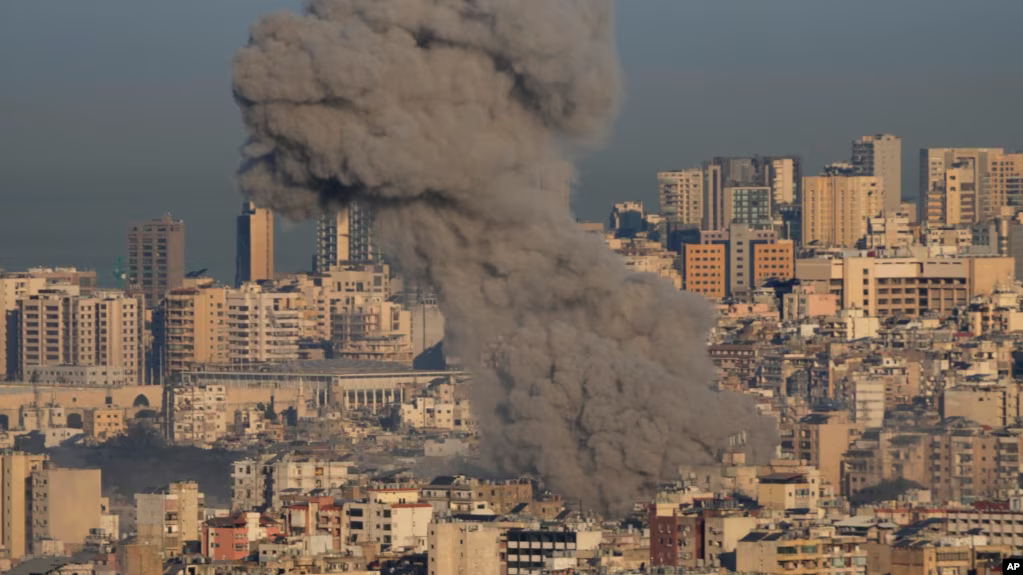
[1,1,1022,285]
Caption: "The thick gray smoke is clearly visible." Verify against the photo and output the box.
[233,0,777,516]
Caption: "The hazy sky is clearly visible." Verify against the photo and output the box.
[2,1,1021,284]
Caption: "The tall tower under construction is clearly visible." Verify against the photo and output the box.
[314,201,379,273]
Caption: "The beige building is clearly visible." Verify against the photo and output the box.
[987,152,1023,219]
[658,169,704,225]
[226,283,302,365]
[169,384,228,446]
[769,157,797,205]
[920,148,1004,225]
[866,213,914,249]
[82,408,124,441]
[782,286,840,321]
[890,542,1009,575]
[779,411,862,488]
[135,481,204,558]
[852,134,902,214]
[235,202,274,287]
[331,297,413,364]
[428,521,502,575]
[231,454,355,511]
[752,241,795,287]
[0,453,47,559]
[737,529,868,575]
[802,175,883,248]
[30,465,103,554]
[0,276,49,380]
[942,383,1020,428]
[795,255,1015,318]
[756,471,820,512]
[18,290,143,385]
[161,285,228,374]
[127,215,186,307]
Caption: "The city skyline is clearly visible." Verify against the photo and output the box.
[3,1,1023,284]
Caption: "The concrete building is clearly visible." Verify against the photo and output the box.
[795,255,1015,318]
[782,286,840,321]
[29,465,102,555]
[428,521,502,575]
[683,244,726,300]
[920,148,1004,226]
[160,285,228,374]
[231,454,355,511]
[0,452,47,559]
[942,383,1020,428]
[17,290,143,385]
[852,376,885,428]
[779,412,862,488]
[866,213,914,249]
[724,186,773,228]
[658,169,704,225]
[890,541,1009,575]
[987,152,1023,219]
[769,157,797,205]
[609,202,646,238]
[737,529,868,575]
[802,175,883,248]
[314,201,378,272]
[235,202,274,288]
[752,241,795,288]
[82,408,124,441]
[704,155,802,231]
[169,384,228,446]
[135,481,205,558]
[852,134,902,214]
[226,283,302,365]
[127,215,186,307]
[331,297,414,365]
[757,472,820,512]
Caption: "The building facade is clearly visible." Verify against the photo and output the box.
[236,202,274,287]
[852,134,902,214]
[127,215,186,306]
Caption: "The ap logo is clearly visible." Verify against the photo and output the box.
[1005,558,1023,572]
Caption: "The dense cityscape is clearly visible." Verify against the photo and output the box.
[1,134,1023,574]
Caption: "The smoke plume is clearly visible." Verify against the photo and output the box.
[233,0,777,516]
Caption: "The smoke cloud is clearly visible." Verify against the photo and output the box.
[234,0,777,516]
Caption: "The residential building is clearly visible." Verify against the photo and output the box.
[920,148,1004,225]
[428,521,502,575]
[159,285,228,374]
[331,297,413,364]
[782,286,840,321]
[987,152,1023,218]
[658,169,704,225]
[802,175,883,248]
[0,275,48,380]
[17,290,143,385]
[757,472,820,512]
[704,155,802,231]
[852,134,902,214]
[168,384,228,446]
[314,201,378,272]
[725,186,773,228]
[235,202,274,287]
[0,452,47,560]
[202,516,250,561]
[649,504,704,569]
[866,213,914,249]
[890,541,1009,575]
[795,255,1015,318]
[609,202,646,238]
[82,408,124,441]
[779,411,862,488]
[736,529,868,575]
[769,157,798,205]
[29,465,103,555]
[135,481,205,558]
[231,454,356,512]
[127,215,186,307]
[752,241,795,287]
[226,283,302,365]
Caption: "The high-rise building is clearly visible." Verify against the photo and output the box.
[30,465,103,555]
[852,134,902,214]
[608,202,646,238]
[135,481,205,558]
[314,201,378,273]
[127,215,186,307]
[0,452,47,560]
[658,169,704,226]
[682,244,727,300]
[17,290,143,385]
[226,283,302,365]
[703,156,801,230]
[724,186,773,228]
[987,152,1023,218]
[768,157,797,205]
[801,175,882,248]
[235,202,274,287]
[920,148,1004,226]
[160,285,228,374]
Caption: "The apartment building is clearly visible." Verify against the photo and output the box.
[920,148,1004,226]
[890,541,1009,575]
[82,408,125,441]
[866,214,914,249]
[802,175,883,248]
[231,454,356,512]
[428,521,503,575]
[314,201,378,272]
[757,472,820,512]
[161,285,228,374]
[226,283,302,365]
[795,255,1014,318]
[168,384,228,446]
[736,529,868,575]
[724,186,773,228]
[987,152,1023,218]
[30,465,103,555]
[135,481,205,558]
[852,134,902,214]
[658,169,704,225]
[235,202,274,287]
[752,241,795,287]
[779,412,862,488]
[127,215,186,306]
[17,290,143,385]
[0,453,47,559]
